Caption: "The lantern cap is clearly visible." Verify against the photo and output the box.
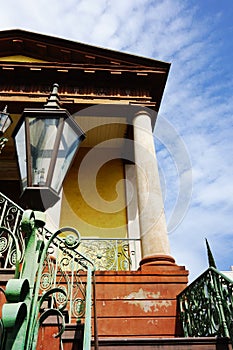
[44,83,61,109]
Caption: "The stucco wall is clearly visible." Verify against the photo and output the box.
[60,147,128,238]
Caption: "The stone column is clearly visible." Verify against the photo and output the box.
[133,111,174,266]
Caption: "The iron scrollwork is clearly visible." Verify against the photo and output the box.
[178,267,233,344]
[80,239,136,271]
[0,193,24,268]
[0,196,94,350]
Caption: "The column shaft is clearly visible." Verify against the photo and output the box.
[133,111,173,264]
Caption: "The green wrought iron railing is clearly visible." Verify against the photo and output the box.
[178,267,233,344]
[0,192,95,350]
[0,190,140,349]
[0,192,140,272]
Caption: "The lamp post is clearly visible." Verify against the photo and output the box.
[13,83,85,211]
[0,106,13,154]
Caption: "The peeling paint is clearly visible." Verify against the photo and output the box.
[123,288,172,313]
[147,319,158,325]
[124,288,160,300]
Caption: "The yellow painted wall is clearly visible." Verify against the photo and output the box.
[0,55,47,62]
[60,147,128,238]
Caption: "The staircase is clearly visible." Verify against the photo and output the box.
[0,192,233,350]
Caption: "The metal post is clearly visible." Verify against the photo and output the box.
[83,266,93,350]
[211,268,230,339]
[1,210,45,350]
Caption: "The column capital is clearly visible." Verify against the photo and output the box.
[133,110,154,127]
[133,109,152,118]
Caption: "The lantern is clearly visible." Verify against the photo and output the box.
[13,84,85,211]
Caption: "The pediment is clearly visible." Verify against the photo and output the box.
[0,29,170,118]
[0,29,169,69]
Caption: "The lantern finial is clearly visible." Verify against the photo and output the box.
[44,83,61,109]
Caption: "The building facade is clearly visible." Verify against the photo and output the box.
[0,30,230,350]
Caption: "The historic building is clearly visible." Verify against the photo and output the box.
[0,29,231,350]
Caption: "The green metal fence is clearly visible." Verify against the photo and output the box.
[178,266,233,344]
[0,192,140,272]
[0,192,95,350]
[0,190,140,349]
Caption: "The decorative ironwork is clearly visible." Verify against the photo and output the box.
[0,192,140,272]
[0,193,95,350]
[39,237,93,322]
[0,191,141,349]
[178,267,233,344]
[80,238,140,271]
[0,192,24,268]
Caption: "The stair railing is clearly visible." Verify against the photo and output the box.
[0,192,95,350]
[178,266,233,344]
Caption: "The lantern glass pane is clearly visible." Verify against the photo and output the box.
[28,117,59,186]
[14,122,27,190]
[51,121,82,192]
[0,113,11,134]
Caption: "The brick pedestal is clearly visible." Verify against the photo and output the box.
[94,261,188,339]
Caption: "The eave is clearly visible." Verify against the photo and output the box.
[0,29,170,113]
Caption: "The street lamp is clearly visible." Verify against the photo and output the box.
[13,84,85,211]
[0,106,13,153]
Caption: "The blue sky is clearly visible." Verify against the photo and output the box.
[1,0,233,281]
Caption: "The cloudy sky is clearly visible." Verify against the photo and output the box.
[1,0,233,281]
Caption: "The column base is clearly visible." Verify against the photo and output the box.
[139,254,178,271]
